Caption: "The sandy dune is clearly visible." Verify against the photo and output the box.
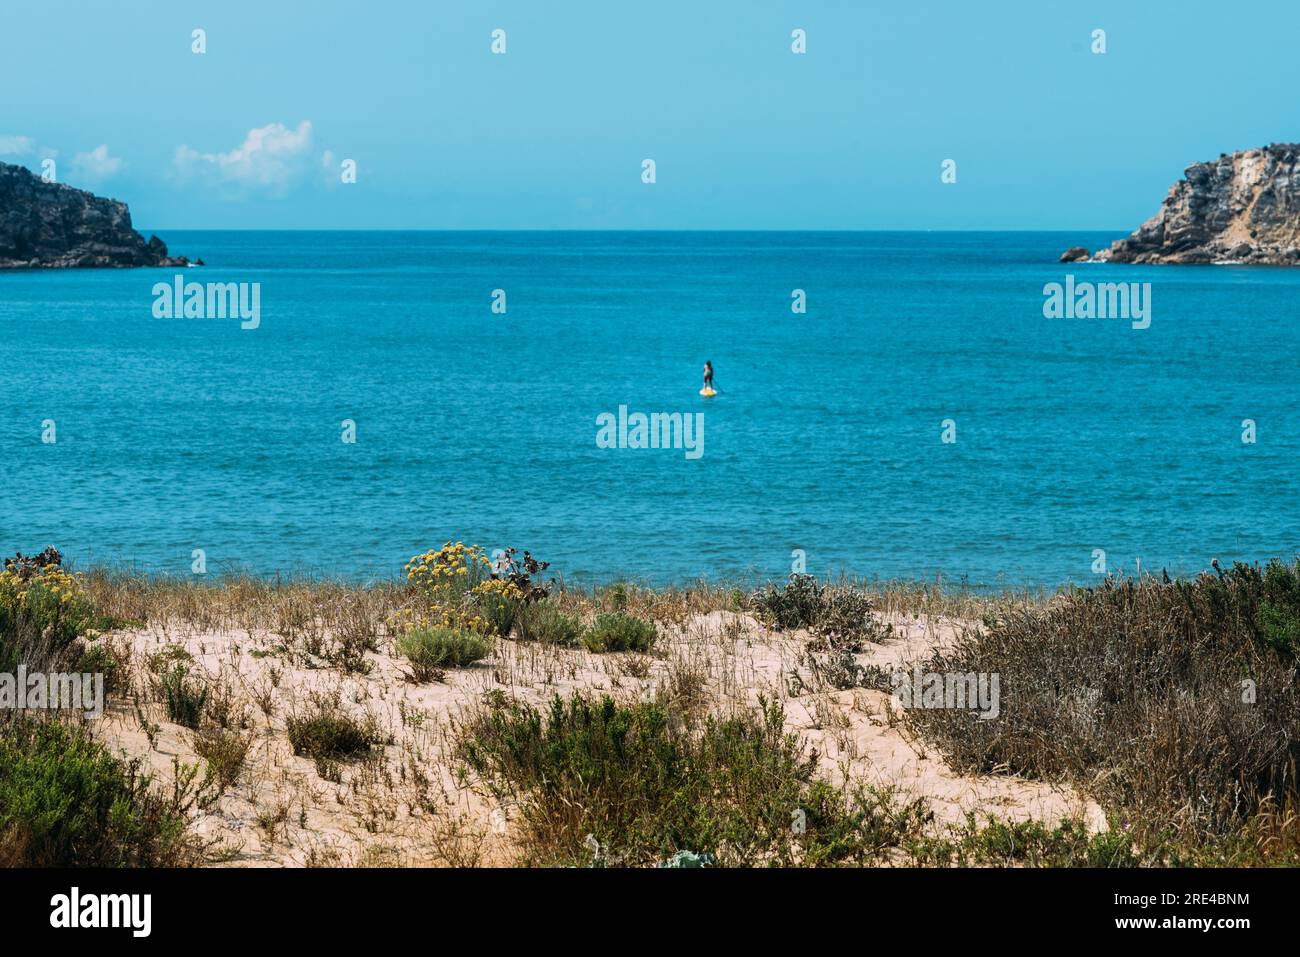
[96,609,1103,866]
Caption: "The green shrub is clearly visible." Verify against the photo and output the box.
[749,574,824,629]
[805,648,871,690]
[0,556,96,674]
[286,697,381,766]
[914,815,1141,868]
[1259,601,1300,658]
[810,587,889,651]
[583,613,657,653]
[192,726,251,791]
[73,640,121,696]
[396,626,492,680]
[605,582,630,611]
[147,644,193,674]
[515,601,583,646]
[287,714,375,760]
[473,589,520,639]
[907,561,1300,857]
[459,692,925,866]
[1258,561,1300,658]
[750,575,887,649]
[160,664,208,730]
[0,718,195,866]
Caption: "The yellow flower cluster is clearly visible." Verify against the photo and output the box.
[472,577,522,601]
[0,565,82,609]
[391,543,516,637]
[404,542,491,592]
[386,603,488,636]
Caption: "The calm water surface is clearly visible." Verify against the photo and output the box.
[2,231,1296,586]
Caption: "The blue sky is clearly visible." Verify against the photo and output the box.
[2,0,1297,230]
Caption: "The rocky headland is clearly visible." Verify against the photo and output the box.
[0,160,190,269]
[1063,144,1300,265]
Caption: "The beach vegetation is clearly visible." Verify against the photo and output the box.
[749,573,824,629]
[191,726,252,792]
[396,625,492,680]
[471,577,523,638]
[491,548,553,604]
[10,546,1299,867]
[911,815,1140,868]
[286,692,384,777]
[582,612,657,653]
[0,548,97,673]
[160,664,208,730]
[404,542,492,603]
[0,717,198,866]
[749,575,890,648]
[515,600,583,646]
[459,691,926,866]
[906,560,1300,862]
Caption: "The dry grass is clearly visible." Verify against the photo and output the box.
[907,563,1300,862]
[14,561,1293,866]
[80,568,408,639]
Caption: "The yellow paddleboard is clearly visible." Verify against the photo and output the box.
[699,387,716,397]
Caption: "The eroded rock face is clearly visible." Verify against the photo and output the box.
[0,161,188,269]
[1092,145,1300,265]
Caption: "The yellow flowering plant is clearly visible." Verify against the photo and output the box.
[0,557,96,669]
[393,543,533,640]
[386,603,489,636]
[404,542,492,601]
[470,576,523,637]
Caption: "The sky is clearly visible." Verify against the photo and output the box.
[2,0,1298,230]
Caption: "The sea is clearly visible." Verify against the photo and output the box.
[2,230,1297,588]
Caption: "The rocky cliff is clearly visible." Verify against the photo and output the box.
[1067,144,1300,265]
[0,161,189,268]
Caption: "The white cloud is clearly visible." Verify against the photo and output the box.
[0,135,36,156]
[70,144,122,184]
[173,121,316,195]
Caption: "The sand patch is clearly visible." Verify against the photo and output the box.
[94,608,1103,866]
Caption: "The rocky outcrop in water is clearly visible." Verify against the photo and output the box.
[1075,145,1300,266]
[0,161,189,269]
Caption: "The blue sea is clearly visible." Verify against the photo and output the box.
[2,231,1297,587]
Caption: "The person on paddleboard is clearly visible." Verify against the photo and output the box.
[702,361,715,394]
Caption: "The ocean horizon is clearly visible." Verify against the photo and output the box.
[4,229,1298,587]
